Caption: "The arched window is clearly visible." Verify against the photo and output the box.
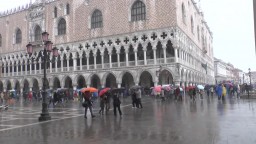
[191,16,194,34]
[91,10,103,29]
[0,34,2,47]
[131,1,146,21]
[54,7,57,18]
[16,29,22,44]
[66,4,70,15]
[58,18,66,35]
[34,25,42,41]
[182,3,186,24]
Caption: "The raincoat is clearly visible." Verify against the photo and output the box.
[216,85,222,97]
[222,86,227,97]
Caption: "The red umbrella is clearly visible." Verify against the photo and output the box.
[99,88,111,97]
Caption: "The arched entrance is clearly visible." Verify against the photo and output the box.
[91,75,101,89]
[53,77,61,89]
[32,79,39,92]
[159,70,173,85]
[14,81,20,92]
[6,80,12,90]
[121,72,134,88]
[23,79,29,93]
[64,76,73,89]
[105,73,117,88]
[139,71,153,87]
[77,75,86,89]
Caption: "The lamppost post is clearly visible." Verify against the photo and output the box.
[243,74,245,84]
[26,31,58,121]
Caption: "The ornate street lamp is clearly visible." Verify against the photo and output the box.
[26,31,59,121]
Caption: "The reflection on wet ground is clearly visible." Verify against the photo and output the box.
[0,96,256,144]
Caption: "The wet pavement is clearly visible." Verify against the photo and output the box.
[0,96,256,144]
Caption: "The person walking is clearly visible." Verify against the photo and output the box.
[83,91,95,119]
[132,91,137,108]
[113,93,122,117]
[99,94,106,115]
[192,88,197,101]
[136,89,143,108]
[210,87,214,97]
[216,84,223,100]
[222,84,227,100]
[175,86,180,101]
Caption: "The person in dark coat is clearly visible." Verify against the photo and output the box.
[83,91,95,119]
[113,93,122,117]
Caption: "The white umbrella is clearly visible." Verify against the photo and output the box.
[197,85,204,90]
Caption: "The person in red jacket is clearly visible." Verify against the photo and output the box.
[175,86,180,101]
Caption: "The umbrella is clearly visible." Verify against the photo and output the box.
[197,85,204,90]
[80,87,98,93]
[154,85,162,92]
[56,88,68,92]
[111,88,125,93]
[130,85,141,90]
[162,85,171,91]
[99,88,111,97]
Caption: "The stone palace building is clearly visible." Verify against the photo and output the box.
[0,0,214,92]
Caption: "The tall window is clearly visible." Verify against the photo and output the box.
[131,1,146,21]
[54,7,57,18]
[91,10,103,29]
[182,3,186,24]
[66,4,70,15]
[191,17,194,34]
[16,29,22,44]
[34,25,42,41]
[58,18,66,35]
[0,34,2,47]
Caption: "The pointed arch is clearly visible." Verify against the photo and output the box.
[58,18,66,35]
[34,25,42,41]
[16,28,22,44]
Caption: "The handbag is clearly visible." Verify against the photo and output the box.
[82,101,88,107]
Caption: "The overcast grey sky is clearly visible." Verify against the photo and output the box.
[0,0,255,72]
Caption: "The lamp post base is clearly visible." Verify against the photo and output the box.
[39,113,51,121]
[38,103,51,121]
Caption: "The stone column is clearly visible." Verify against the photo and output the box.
[117,52,120,67]
[101,54,104,69]
[134,50,138,66]
[109,52,112,68]
[49,60,52,73]
[67,58,70,71]
[61,57,64,72]
[125,51,129,67]
[73,56,77,71]
[86,56,89,70]
[8,63,10,76]
[143,50,147,65]
[11,63,14,76]
[39,59,42,74]
[94,54,97,69]
[117,83,121,88]
[79,56,82,70]
[55,59,57,72]
[163,47,167,64]
[153,49,157,65]
[174,48,178,62]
